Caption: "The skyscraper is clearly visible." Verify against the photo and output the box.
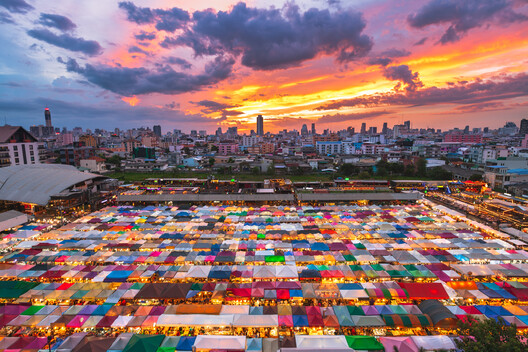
[360,123,366,134]
[520,119,528,136]
[382,122,388,134]
[45,108,52,128]
[256,115,264,136]
[153,125,162,137]
[301,124,308,136]
[311,123,316,135]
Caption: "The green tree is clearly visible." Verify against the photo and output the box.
[210,145,219,152]
[456,317,528,352]
[416,158,427,177]
[208,157,215,167]
[469,173,483,181]
[427,167,452,180]
[403,164,415,177]
[340,163,359,176]
[251,167,261,175]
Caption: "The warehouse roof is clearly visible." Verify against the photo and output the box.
[0,164,104,206]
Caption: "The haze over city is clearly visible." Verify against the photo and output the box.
[1,0,527,132]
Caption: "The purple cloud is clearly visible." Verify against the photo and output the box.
[163,2,372,70]
[59,55,235,95]
[0,0,33,14]
[383,65,423,92]
[316,72,528,111]
[38,13,76,32]
[118,1,190,32]
[27,29,103,56]
[408,0,528,44]
[317,110,393,124]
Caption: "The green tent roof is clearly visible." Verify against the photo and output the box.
[345,336,384,350]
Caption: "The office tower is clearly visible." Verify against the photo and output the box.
[216,127,222,136]
[403,120,411,130]
[361,123,366,134]
[191,130,197,137]
[301,124,308,136]
[256,115,264,136]
[520,119,528,136]
[153,125,162,137]
[382,122,388,134]
[311,123,316,135]
[369,126,377,134]
[45,108,52,128]
[464,125,470,133]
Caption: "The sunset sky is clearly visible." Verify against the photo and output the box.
[1,0,527,133]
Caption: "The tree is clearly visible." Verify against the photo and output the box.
[340,163,359,176]
[469,173,483,181]
[416,158,427,177]
[210,145,219,152]
[456,317,528,352]
[427,167,452,180]
[208,157,215,167]
[251,167,261,175]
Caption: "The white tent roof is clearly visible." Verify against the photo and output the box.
[411,336,456,351]
[294,336,350,349]
[194,336,246,350]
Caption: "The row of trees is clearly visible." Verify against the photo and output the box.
[339,158,453,180]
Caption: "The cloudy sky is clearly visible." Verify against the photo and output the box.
[1,0,527,133]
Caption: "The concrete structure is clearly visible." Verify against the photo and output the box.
[0,210,28,232]
[0,126,42,167]
[256,115,264,136]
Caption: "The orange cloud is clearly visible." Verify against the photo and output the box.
[122,96,140,106]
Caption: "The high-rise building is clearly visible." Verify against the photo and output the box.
[311,123,316,135]
[256,115,264,136]
[382,122,388,134]
[153,125,162,137]
[403,120,411,130]
[301,124,308,136]
[45,108,52,128]
[520,119,528,136]
[369,127,377,134]
[360,123,366,134]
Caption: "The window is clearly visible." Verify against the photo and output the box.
[13,146,17,151]
[15,158,19,163]
[14,152,18,157]
[31,157,34,161]
[29,145,33,150]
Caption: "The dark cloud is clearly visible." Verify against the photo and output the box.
[454,102,506,113]
[165,2,372,70]
[59,55,235,95]
[413,37,428,46]
[317,110,393,124]
[408,0,528,44]
[38,13,76,32]
[128,45,148,55]
[134,31,156,41]
[368,48,410,66]
[380,48,411,58]
[0,11,14,24]
[118,1,155,24]
[192,100,243,117]
[27,29,103,56]
[0,0,33,14]
[383,65,424,92]
[118,1,189,32]
[166,56,192,69]
[316,73,528,111]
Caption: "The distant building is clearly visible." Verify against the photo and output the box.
[79,134,97,148]
[80,156,107,173]
[59,146,96,166]
[133,147,156,159]
[256,115,264,136]
[444,133,482,144]
[520,119,528,136]
[311,123,316,135]
[0,125,42,167]
[216,141,239,155]
[153,125,162,137]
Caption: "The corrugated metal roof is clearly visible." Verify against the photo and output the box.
[0,164,104,205]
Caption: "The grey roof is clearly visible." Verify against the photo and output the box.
[0,210,26,222]
[118,193,295,202]
[0,164,104,205]
[297,192,421,201]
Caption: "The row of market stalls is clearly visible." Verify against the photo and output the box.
[0,332,461,352]
[0,262,527,282]
[3,279,528,303]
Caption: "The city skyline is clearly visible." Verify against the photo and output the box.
[1,0,527,132]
